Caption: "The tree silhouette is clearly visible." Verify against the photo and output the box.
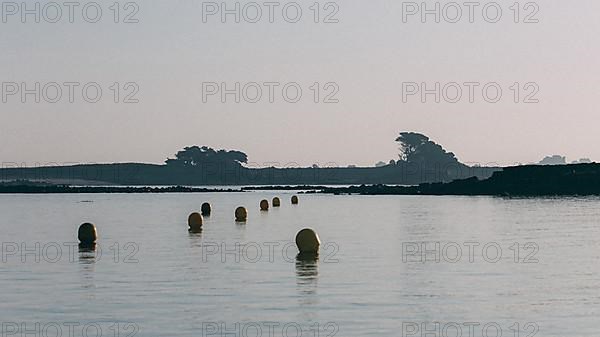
[165,146,248,167]
[396,132,459,165]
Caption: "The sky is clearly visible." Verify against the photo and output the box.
[1,0,599,168]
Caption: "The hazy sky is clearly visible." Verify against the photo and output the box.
[1,0,599,167]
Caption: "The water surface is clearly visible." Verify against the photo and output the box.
[0,193,598,336]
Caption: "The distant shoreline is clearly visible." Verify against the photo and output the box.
[319,163,600,197]
[0,162,499,187]
[3,163,600,196]
[0,184,243,194]
[0,183,335,194]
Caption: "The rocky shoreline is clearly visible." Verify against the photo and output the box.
[320,163,600,197]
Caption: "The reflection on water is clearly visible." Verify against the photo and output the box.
[296,254,319,294]
[188,229,203,248]
[296,254,319,321]
[78,244,97,293]
[78,243,97,263]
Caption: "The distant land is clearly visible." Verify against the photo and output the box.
[2,132,596,195]
[3,163,600,196]
[320,163,600,197]
[538,155,593,166]
[0,181,241,194]
[0,133,500,186]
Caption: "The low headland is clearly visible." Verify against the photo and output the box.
[0,133,499,187]
[320,163,600,197]
[1,132,597,196]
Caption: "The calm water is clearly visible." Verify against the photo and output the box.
[0,193,599,336]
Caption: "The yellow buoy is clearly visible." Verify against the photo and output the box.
[201,202,211,216]
[260,199,269,211]
[188,212,203,231]
[235,206,248,222]
[291,195,299,204]
[272,197,281,207]
[295,228,321,254]
[78,223,97,245]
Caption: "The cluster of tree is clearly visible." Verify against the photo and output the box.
[395,132,460,166]
[0,133,499,186]
[165,146,248,168]
[538,155,566,166]
[538,155,593,166]
[168,133,464,172]
[572,158,592,164]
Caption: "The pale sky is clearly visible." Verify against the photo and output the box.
[1,0,599,167]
